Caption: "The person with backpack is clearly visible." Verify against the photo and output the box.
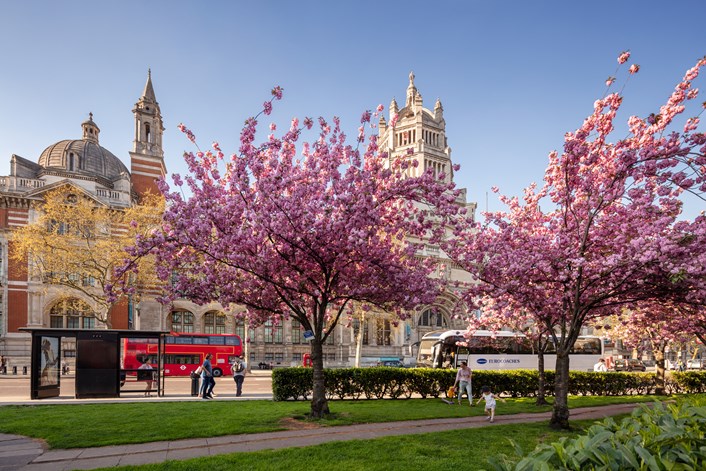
[232,355,247,396]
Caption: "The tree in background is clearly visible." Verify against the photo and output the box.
[461,298,554,405]
[115,89,461,418]
[12,185,163,328]
[445,53,706,428]
[602,303,692,393]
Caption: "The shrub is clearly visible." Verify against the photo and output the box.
[271,367,706,401]
[488,400,706,470]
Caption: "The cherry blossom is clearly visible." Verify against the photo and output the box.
[444,53,706,429]
[115,90,461,418]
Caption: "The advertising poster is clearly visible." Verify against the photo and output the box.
[39,336,60,387]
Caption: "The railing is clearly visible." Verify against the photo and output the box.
[96,189,122,200]
[0,176,46,191]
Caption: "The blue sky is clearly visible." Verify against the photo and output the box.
[1,1,705,218]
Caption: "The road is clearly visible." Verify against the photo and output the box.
[0,370,274,403]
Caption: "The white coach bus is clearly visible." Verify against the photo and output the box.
[415,330,604,371]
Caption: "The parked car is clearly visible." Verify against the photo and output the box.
[687,359,704,370]
[613,358,647,372]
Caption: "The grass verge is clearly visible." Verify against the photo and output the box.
[0,394,674,449]
[101,419,607,471]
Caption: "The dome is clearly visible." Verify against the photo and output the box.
[38,140,129,180]
[37,115,129,181]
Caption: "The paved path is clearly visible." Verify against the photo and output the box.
[4,403,641,471]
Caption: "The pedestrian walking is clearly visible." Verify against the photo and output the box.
[232,355,247,396]
[453,360,473,405]
[593,358,608,372]
[200,353,215,399]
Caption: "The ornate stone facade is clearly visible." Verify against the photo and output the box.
[0,73,476,369]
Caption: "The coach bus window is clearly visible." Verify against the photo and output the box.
[571,337,601,354]
[209,336,225,345]
[225,336,240,346]
[192,336,209,345]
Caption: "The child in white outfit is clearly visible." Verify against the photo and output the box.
[477,385,504,423]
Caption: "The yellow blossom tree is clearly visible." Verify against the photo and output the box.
[11,185,163,328]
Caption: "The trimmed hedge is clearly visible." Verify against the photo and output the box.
[272,367,706,401]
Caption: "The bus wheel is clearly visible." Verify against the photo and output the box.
[212,368,222,377]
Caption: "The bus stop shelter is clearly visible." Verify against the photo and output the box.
[20,328,168,399]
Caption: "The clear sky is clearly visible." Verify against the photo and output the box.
[1,1,705,218]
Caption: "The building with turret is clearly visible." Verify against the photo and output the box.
[0,73,475,371]
[0,72,166,366]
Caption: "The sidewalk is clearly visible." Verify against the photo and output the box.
[4,403,641,471]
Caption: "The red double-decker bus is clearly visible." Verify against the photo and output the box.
[122,332,243,377]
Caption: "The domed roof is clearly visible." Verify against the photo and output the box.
[37,115,129,181]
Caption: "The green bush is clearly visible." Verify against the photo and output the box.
[271,367,706,401]
[671,371,706,394]
[488,400,706,470]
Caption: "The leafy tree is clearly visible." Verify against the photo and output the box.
[115,89,461,418]
[445,53,706,428]
[11,185,163,327]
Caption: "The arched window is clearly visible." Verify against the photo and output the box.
[417,309,448,328]
[145,123,151,143]
[169,310,194,333]
[49,298,95,329]
[203,311,226,334]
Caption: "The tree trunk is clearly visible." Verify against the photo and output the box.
[536,350,548,406]
[550,350,571,429]
[653,345,666,395]
[309,337,330,418]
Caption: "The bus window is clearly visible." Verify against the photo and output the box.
[225,337,240,346]
[572,337,601,355]
[208,336,225,345]
[192,337,209,345]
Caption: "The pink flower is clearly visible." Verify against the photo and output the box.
[618,51,631,64]
[263,101,273,115]
[271,86,283,100]
[177,123,196,143]
[605,76,615,87]
[629,64,640,75]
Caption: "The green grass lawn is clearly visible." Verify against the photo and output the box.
[0,394,671,449]
[103,419,604,471]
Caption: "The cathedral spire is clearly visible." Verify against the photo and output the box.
[141,69,157,103]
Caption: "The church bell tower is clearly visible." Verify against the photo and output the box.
[130,69,166,197]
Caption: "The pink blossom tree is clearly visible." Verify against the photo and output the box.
[114,89,461,417]
[444,53,706,429]
[600,302,692,393]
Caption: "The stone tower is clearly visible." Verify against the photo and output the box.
[130,70,166,197]
[377,71,456,185]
